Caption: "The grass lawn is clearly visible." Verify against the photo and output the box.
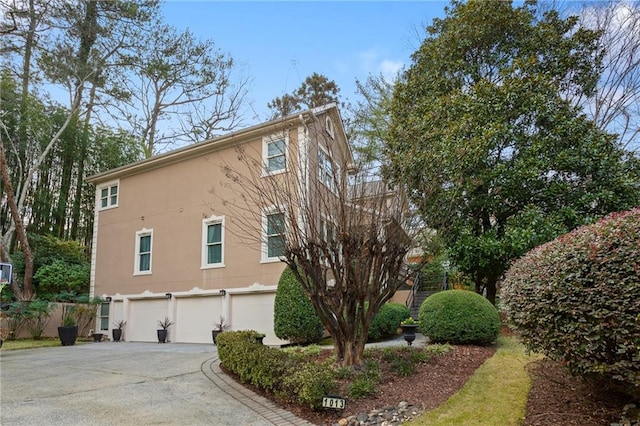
[409,336,540,426]
[1,337,88,350]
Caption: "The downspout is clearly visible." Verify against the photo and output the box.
[297,114,311,233]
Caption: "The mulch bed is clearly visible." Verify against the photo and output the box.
[223,333,637,425]
[524,358,635,426]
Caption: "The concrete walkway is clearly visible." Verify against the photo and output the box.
[0,341,313,426]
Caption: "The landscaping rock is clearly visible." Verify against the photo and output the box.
[335,401,422,426]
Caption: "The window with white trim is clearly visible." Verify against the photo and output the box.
[202,215,225,268]
[319,217,335,264]
[262,209,285,262]
[134,229,153,275]
[263,134,288,175]
[99,303,109,331]
[318,147,337,191]
[97,181,119,210]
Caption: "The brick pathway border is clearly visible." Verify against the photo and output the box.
[201,357,315,426]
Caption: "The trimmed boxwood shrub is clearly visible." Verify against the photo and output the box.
[281,361,337,409]
[274,266,324,344]
[368,303,410,341]
[501,208,640,398]
[418,290,500,345]
[217,330,337,409]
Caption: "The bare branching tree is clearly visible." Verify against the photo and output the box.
[211,109,422,367]
[578,2,640,154]
[123,24,250,157]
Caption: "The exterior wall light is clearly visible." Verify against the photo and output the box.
[165,293,172,299]
[219,289,226,296]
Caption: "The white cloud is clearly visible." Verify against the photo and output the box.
[379,60,403,82]
[357,48,404,81]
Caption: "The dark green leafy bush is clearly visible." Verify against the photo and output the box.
[380,346,442,377]
[217,330,336,409]
[4,301,27,340]
[418,290,500,345]
[274,266,323,344]
[501,208,640,398]
[24,300,56,339]
[34,260,89,298]
[217,330,290,392]
[282,361,337,409]
[368,303,409,341]
[348,376,376,399]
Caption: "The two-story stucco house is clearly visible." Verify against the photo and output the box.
[87,104,354,344]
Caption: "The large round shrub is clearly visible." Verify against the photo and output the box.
[501,208,640,397]
[418,290,500,345]
[274,266,324,344]
[368,303,410,341]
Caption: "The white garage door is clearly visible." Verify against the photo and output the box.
[229,293,276,337]
[175,296,223,344]
[128,299,169,342]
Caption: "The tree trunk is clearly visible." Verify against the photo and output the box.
[486,280,497,306]
[55,129,76,238]
[71,85,96,241]
[0,142,34,300]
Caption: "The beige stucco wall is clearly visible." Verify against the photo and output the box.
[92,129,304,299]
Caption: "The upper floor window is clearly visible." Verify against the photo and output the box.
[98,181,119,210]
[263,134,288,175]
[318,147,336,191]
[320,217,335,244]
[202,215,225,268]
[134,229,153,275]
[325,116,335,139]
[262,209,285,262]
[319,217,335,264]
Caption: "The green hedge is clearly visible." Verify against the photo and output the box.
[273,266,324,344]
[368,303,409,341]
[501,208,640,398]
[418,290,500,345]
[217,331,336,409]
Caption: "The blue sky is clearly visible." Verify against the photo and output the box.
[161,1,448,123]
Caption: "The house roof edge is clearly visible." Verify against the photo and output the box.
[87,104,341,184]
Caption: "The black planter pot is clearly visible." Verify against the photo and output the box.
[255,335,265,345]
[157,329,168,343]
[401,324,419,346]
[92,333,104,342]
[112,328,122,342]
[212,330,222,345]
[58,326,78,346]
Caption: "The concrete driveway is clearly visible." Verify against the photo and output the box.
[0,341,310,426]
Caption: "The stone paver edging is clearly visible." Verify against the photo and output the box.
[201,356,315,426]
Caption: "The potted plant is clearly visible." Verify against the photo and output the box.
[91,329,104,342]
[211,316,230,345]
[157,317,174,343]
[112,320,126,342]
[400,317,419,346]
[58,305,79,346]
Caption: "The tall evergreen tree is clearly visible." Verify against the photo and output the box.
[267,72,341,118]
[387,0,640,304]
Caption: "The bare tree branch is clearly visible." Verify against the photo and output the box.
[210,110,423,367]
